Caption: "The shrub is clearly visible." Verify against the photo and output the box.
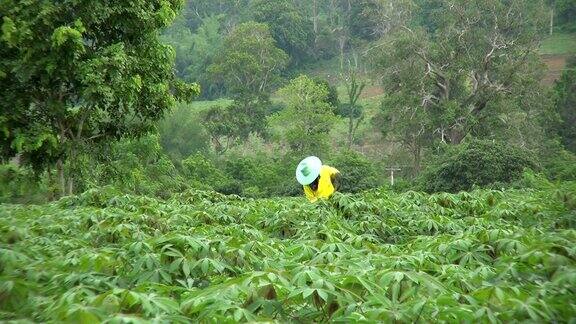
[328,150,381,193]
[544,149,576,181]
[79,134,188,198]
[0,164,49,204]
[182,153,227,186]
[223,155,283,197]
[159,104,210,162]
[421,140,539,193]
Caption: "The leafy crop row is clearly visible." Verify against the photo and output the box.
[1,183,575,322]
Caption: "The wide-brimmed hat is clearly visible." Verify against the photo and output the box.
[296,156,322,185]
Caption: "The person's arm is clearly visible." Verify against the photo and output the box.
[331,172,342,191]
[303,185,317,202]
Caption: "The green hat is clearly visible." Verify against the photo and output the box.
[296,156,322,185]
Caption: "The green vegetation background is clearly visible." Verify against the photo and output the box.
[1,0,576,322]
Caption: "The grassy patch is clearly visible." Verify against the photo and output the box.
[540,33,576,55]
[189,98,233,110]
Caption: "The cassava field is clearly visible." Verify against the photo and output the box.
[1,182,575,323]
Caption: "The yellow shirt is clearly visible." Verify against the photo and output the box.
[303,165,340,202]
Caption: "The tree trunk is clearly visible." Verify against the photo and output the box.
[329,0,336,26]
[413,146,422,176]
[9,154,21,166]
[56,158,66,197]
[67,177,74,196]
[67,145,76,196]
[47,167,55,201]
[312,0,318,46]
[348,111,354,149]
[448,128,465,145]
[550,8,554,35]
[339,36,346,70]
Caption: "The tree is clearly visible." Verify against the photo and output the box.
[371,29,433,175]
[251,0,314,66]
[201,103,267,153]
[548,0,576,33]
[420,140,539,193]
[161,14,195,80]
[312,77,340,110]
[371,0,549,145]
[342,72,366,149]
[158,104,210,161]
[187,16,225,98]
[349,0,415,41]
[374,93,432,176]
[208,21,289,99]
[270,75,337,155]
[0,0,199,196]
[185,0,250,32]
[162,14,224,98]
[207,21,288,141]
[554,56,576,153]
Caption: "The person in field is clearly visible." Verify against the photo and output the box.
[296,156,341,202]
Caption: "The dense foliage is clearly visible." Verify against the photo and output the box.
[421,140,539,193]
[1,181,575,322]
[271,75,337,155]
[0,0,199,196]
[328,150,381,194]
[1,2,575,322]
[554,55,576,154]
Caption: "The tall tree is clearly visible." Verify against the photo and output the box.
[554,0,576,32]
[372,0,549,145]
[184,0,250,32]
[163,14,225,99]
[201,103,264,153]
[0,0,199,195]
[208,21,288,100]
[187,15,225,99]
[207,21,288,140]
[342,72,366,149]
[371,30,433,174]
[161,14,195,80]
[349,0,415,41]
[270,75,337,155]
[251,0,314,66]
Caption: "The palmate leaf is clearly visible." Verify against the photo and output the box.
[338,274,377,297]
[507,297,555,321]
[375,270,449,303]
[290,265,325,286]
[3,185,576,321]
[0,248,31,274]
[471,285,520,306]
[65,305,103,324]
[0,277,37,313]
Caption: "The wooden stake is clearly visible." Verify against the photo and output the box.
[385,167,402,186]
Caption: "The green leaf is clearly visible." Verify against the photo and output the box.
[183,260,191,277]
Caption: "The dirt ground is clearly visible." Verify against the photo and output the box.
[542,54,570,85]
[360,85,384,99]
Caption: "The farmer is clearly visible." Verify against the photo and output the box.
[296,156,341,202]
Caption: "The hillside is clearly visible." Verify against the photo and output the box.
[540,33,576,84]
[2,183,575,322]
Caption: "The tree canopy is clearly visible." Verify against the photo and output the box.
[271,75,337,155]
[0,0,199,194]
[372,0,549,145]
